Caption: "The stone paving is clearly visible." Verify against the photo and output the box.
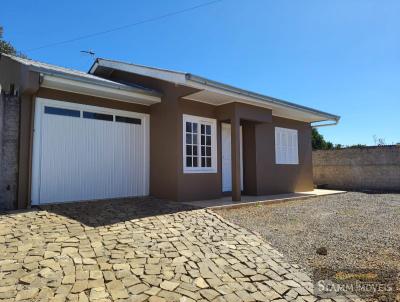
[0,198,356,301]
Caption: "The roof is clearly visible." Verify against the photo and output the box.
[90,58,340,124]
[1,53,160,97]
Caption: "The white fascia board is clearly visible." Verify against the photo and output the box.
[41,74,161,105]
[89,62,99,74]
[95,59,187,84]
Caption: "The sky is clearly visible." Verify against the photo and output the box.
[2,0,399,145]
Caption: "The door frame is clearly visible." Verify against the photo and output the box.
[221,122,243,192]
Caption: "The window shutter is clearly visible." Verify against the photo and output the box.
[275,127,299,165]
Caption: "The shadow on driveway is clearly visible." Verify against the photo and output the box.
[38,197,200,227]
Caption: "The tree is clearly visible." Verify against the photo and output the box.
[0,26,25,57]
[0,26,16,55]
[312,128,334,150]
[373,135,386,146]
[347,144,367,149]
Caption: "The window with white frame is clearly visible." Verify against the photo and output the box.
[183,114,217,173]
[275,127,299,164]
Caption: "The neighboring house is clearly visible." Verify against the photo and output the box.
[0,53,339,209]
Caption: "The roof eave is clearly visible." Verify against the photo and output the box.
[88,59,100,75]
[34,67,161,98]
[91,58,340,123]
[185,73,340,122]
[39,73,161,105]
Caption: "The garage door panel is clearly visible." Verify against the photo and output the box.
[32,98,150,204]
[40,113,82,202]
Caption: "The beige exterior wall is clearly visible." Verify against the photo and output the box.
[37,88,150,114]
[100,69,315,200]
[255,116,314,195]
[176,99,222,201]
[0,57,315,208]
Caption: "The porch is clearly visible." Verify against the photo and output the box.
[181,189,346,209]
[215,102,274,202]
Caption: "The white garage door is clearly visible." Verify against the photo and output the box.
[31,98,150,205]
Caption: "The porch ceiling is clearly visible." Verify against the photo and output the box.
[182,89,331,123]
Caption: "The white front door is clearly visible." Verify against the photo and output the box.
[31,98,150,205]
[221,123,243,192]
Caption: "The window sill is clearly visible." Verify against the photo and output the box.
[183,168,218,174]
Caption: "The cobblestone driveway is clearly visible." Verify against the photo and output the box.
[0,198,347,302]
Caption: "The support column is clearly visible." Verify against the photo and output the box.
[231,116,241,201]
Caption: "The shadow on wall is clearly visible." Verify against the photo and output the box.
[37,197,201,227]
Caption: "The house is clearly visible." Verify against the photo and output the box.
[0,53,339,209]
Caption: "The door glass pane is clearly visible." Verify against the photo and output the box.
[83,111,113,121]
[45,106,80,118]
[115,116,141,125]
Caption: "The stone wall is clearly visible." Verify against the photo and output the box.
[313,146,400,192]
[0,94,20,210]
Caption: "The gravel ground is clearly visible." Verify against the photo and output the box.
[215,192,400,275]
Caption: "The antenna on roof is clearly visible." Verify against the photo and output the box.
[80,50,95,58]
